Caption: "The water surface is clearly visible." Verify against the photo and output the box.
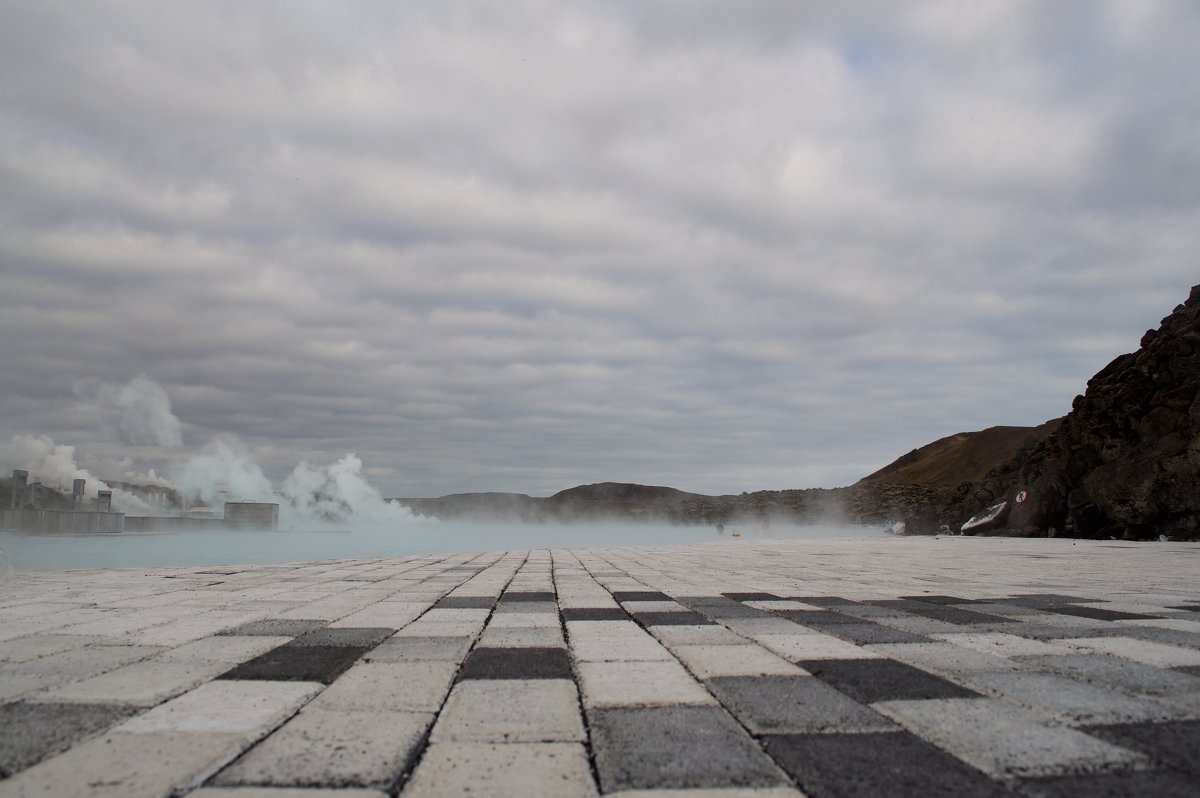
[0,521,883,570]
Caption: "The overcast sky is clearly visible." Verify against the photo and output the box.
[2,1,1198,498]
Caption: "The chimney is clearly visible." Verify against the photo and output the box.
[73,478,86,511]
[11,469,28,509]
[97,490,113,513]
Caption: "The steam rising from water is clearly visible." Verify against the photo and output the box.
[2,375,411,528]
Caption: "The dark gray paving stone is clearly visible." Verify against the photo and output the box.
[797,658,980,703]
[790,596,858,606]
[561,607,629,621]
[867,599,1016,625]
[679,596,739,606]
[0,702,139,778]
[899,595,973,605]
[707,675,893,734]
[612,591,671,602]
[435,596,495,609]
[1016,770,1199,797]
[1000,594,1095,608]
[456,647,572,680]
[219,619,327,637]
[493,601,558,614]
[499,591,556,603]
[1166,604,1200,612]
[696,604,773,619]
[776,610,862,625]
[1082,720,1200,777]
[589,705,786,791]
[808,622,932,645]
[722,592,781,601]
[763,731,1012,797]
[632,611,715,626]
[290,627,395,648]
[1047,606,1164,622]
[1174,665,1200,677]
[219,644,370,684]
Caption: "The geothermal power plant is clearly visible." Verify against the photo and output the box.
[0,470,279,533]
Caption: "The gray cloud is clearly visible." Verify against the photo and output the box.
[2,1,1197,498]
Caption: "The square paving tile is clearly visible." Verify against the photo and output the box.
[1016,769,1200,797]
[763,731,1012,797]
[966,671,1183,725]
[403,742,597,798]
[1048,606,1164,622]
[478,626,566,648]
[722,592,781,602]
[873,697,1145,778]
[0,701,139,778]
[219,644,371,684]
[632,611,715,626]
[434,596,496,609]
[220,619,327,637]
[362,635,474,662]
[776,609,862,625]
[708,675,894,734]
[561,607,629,622]
[213,708,431,789]
[577,660,715,707]
[590,705,786,791]
[671,645,804,678]
[1082,719,1200,776]
[611,591,671,602]
[500,591,556,603]
[432,679,584,743]
[457,647,573,680]
[309,661,457,712]
[289,627,396,648]
[797,658,979,703]
[807,622,933,645]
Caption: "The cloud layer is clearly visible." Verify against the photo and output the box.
[2,1,1198,496]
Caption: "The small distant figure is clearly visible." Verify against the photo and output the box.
[716,523,725,536]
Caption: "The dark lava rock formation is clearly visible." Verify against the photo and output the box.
[902,283,1195,537]
[934,283,1200,540]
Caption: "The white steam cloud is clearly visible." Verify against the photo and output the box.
[4,376,414,529]
[96,374,184,448]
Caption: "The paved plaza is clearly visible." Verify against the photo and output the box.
[1,536,1199,797]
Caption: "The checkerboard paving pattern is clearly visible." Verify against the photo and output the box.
[1,537,1199,796]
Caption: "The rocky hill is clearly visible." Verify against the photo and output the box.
[858,423,1060,488]
[929,283,1200,540]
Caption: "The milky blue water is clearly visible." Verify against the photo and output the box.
[0,521,884,571]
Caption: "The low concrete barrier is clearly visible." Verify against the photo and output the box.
[123,516,229,533]
[0,509,125,534]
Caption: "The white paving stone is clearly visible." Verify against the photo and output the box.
[213,708,431,789]
[873,697,1146,778]
[1058,635,1200,667]
[670,645,806,678]
[119,680,320,735]
[577,660,716,707]
[308,661,457,712]
[402,742,597,798]
[432,679,585,743]
[753,632,884,661]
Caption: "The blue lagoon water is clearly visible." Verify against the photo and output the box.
[0,520,884,571]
